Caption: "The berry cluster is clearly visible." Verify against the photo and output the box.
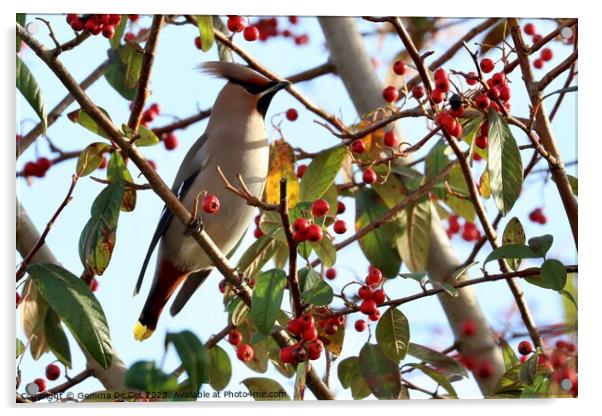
[471,60,512,114]
[280,313,325,363]
[140,103,161,128]
[227,328,255,362]
[356,267,385,322]
[522,23,555,70]
[529,208,548,224]
[446,216,482,242]
[253,16,309,45]
[66,14,121,39]
[22,157,52,178]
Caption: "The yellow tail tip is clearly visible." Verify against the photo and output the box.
[133,321,153,341]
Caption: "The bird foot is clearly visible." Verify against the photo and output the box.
[183,217,204,237]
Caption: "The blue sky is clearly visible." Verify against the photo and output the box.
[17,15,577,400]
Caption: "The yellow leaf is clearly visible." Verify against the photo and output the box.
[479,169,491,199]
[264,140,299,207]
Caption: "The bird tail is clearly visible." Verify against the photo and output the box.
[134,258,189,341]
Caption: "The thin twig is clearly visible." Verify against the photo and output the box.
[216,166,278,211]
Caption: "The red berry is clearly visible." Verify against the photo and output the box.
[449,122,462,138]
[550,350,567,368]
[541,48,553,62]
[434,68,447,80]
[462,224,480,241]
[36,157,52,175]
[293,218,309,233]
[102,24,116,39]
[360,299,378,315]
[85,19,101,35]
[351,139,366,154]
[149,103,161,114]
[33,378,47,392]
[372,289,385,304]
[236,344,254,361]
[325,268,337,280]
[393,61,407,76]
[355,320,367,332]
[480,58,495,73]
[517,340,533,356]
[90,278,99,292]
[382,86,399,103]
[16,292,21,306]
[294,34,309,45]
[227,16,246,33]
[253,227,264,239]
[472,152,483,162]
[368,310,381,321]
[66,14,77,24]
[430,89,445,104]
[475,94,490,110]
[475,135,488,149]
[45,364,61,381]
[243,26,260,42]
[435,77,450,93]
[448,215,460,234]
[466,72,479,86]
[124,32,136,41]
[285,108,298,121]
[296,164,307,178]
[533,34,543,43]
[362,168,377,184]
[533,59,544,69]
[449,105,464,118]
[312,199,330,217]
[476,360,494,378]
[461,319,477,336]
[499,85,511,101]
[292,345,308,362]
[71,18,85,32]
[383,131,397,147]
[287,318,303,336]
[323,322,338,335]
[307,340,323,360]
[523,23,536,36]
[306,224,323,242]
[163,133,178,150]
[366,267,382,287]
[108,14,121,25]
[487,86,500,100]
[194,36,203,49]
[289,16,299,24]
[228,329,243,346]
[202,194,220,214]
[292,231,307,242]
[300,313,315,329]
[337,201,346,214]
[333,220,347,234]
[302,325,318,341]
[358,285,373,300]
[412,85,425,99]
[23,161,38,177]
[279,346,294,364]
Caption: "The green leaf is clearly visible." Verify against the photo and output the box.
[399,271,428,283]
[237,236,282,279]
[16,338,25,358]
[17,14,26,51]
[166,331,209,394]
[518,351,539,385]
[26,263,112,369]
[76,143,111,177]
[540,259,567,291]
[356,188,403,278]
[480,21,510,54]
[425,141,450,179]
[110,15,127,49]
[445,164,476,221]
[358,343,403,399]
[126,361,179,393]
[121,43,144,88]
[300,146,347,201]
[227,297,249,326]
[499,338,520,371]
[249,269,287,335]
[398,200,431,273]
[559,288,578,311]
[337,356,371,399]
[195,16,215,52]
[298,268,333,306]
[241,378,290,400]
[528,234,554,257]
[521,374,551,398]
[407,342,468,379]
[375,307,409,363]
[78,177,124,275]
[484,244,540,266]
[207,345,231,391]
[435,281,459,297]
[44,308,72,368]
[493,364,524,394]
[567,174,578,196]
[104,47,137,100]
[123,124,160,147]
[310,233,336,267]
[451,261,479,281]
[487,110,523,215]
[108,151,136,212]
[16,55,47,131]
[405,363,458,398]
[294,361,307,400]
[67,107,111,138]
[502,217,526,271]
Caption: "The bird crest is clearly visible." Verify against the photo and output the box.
[199,61,272,88]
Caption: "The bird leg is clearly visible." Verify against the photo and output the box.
[183,192,206,237]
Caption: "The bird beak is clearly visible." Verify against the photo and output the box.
[262,80,289,96]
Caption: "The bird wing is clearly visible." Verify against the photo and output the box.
[133,132,210,296]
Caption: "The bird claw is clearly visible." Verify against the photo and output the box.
[183,217,204,237]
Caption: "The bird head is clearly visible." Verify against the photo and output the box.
[200,61,289,118]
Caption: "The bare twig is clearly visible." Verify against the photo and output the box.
[216,166,278,211]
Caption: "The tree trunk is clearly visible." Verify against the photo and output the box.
[318,17,504,395]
